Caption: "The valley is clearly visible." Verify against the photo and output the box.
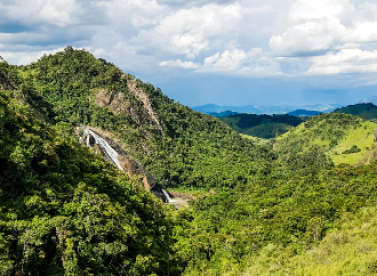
[2,48,377,275]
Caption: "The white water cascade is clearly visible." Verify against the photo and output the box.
[162,188,176,203]
[82,129,123,171]
[81,128,174,203]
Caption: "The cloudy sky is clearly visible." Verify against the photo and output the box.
[1,0,377,107]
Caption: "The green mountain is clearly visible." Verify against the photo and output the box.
[219,113,304,139]
[0,48,275,275]
[333,103,377,121]
[4,48,377,276]
[208,110,240,117]
[15,47,273,189]
[274,113,377,165]
[287,109,321,116]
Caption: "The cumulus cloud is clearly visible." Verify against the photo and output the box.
[307,49,377,74]
[0,0,107,28]
[129,3,242,58]
[156,0,235,8]
[269,0,351,56]
[159,59,200,69]
[269,0,377,58]
[1,0,377,84]
[0,47,66,65]
[200,48,281,75]
[160,48,282,76]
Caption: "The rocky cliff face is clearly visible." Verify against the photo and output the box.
[94,84,164,144]
[125,78,166,137]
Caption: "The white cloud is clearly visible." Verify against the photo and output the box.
[269,0,377,58]
[159,48,282,76]
[269,0,352,56]
[130,3,242,58]
[159,59,200,69]
[1,0,377,86]
[199,48,282,75]
[308,49,377,74]
[0,0,101,28]
[157,0,235,8]
[0,47,88,66]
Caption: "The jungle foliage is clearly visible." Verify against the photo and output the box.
[0,90,186,275]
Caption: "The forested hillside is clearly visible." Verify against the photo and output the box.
[274,113,377,165]
[180,162,377,275]
[12,47,274,189]
[219,113,303,139]
[0,90,186,275]
[3,48,377,276]
[333,103,377,121]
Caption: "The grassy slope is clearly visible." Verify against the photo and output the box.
[330,120,376,164]
[275,113,377,165]
[240,134,268,145]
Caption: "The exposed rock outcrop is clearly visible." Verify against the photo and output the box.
[95,89,131,116]
[374,128,377,143]
[125,79,166,137]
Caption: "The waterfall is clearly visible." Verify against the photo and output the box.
[162,188,175,203]
[82,128,124,171]
[81,127,174,204]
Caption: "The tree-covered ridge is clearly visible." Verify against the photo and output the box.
[16,47,275,189]
[218,113,303,139]
[333,103,377,121]
[137,82,276,188]
[0,90,186,275]
[274,113,377,165]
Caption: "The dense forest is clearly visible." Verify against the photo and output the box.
[2,48,377,275]
[0,90,186,275]
[219,113,303,139]
[333,103,377,121]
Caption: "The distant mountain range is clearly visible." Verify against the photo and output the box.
[287,109,322,116]
[192,103,343,115]
[208,111,240,117]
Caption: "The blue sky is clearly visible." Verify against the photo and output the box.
[1,0,377,107]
